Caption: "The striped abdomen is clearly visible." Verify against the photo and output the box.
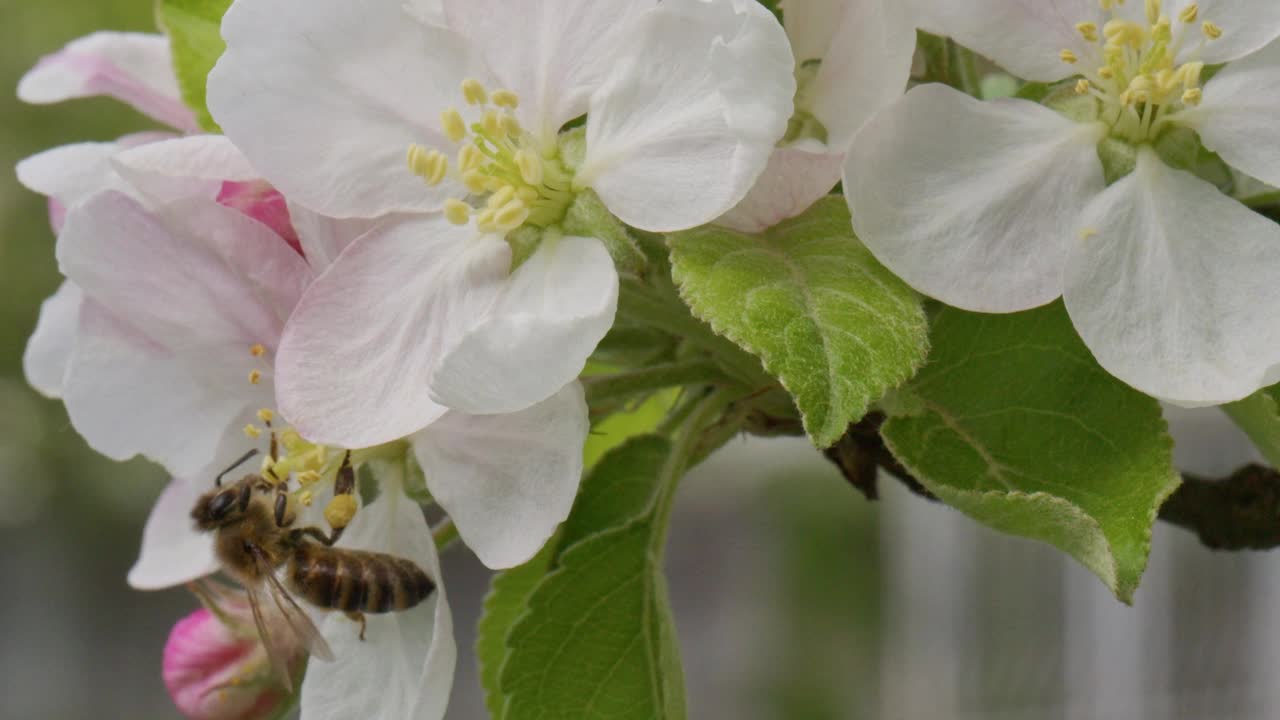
[287,544,435,614]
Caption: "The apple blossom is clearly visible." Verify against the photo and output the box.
[721,0,920,231]
[206,0,794,448]
[846,0,1280,405]
[163,586,303,720]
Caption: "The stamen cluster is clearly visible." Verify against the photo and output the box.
[1065,0,1220,142]
[408,79,575,235]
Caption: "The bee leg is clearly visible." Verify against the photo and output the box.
[294,525,345,546]
[334,450,355,496]
[273,485,291,527]
[345,611,367,641]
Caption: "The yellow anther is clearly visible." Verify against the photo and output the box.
[257,408,274,424]
[1075,79,1091,95]
[1076,22,1099,42]
[461,78,488,105]
[501,113,522,138]
[440,109,467,143]
[299,490,314,507]
[324,494,358,530]
[1080,227,1099,241]
[408,145,448,185]
[296,469,321,486]
[1104,19,1146,48]
[481,109,503,137]
[1178,4,1198,23]
[1151,16,1172,44]
[1098,65,1115,79]
[493,199,530,231]
[1181,87,1202,105]
[248,369,262,385]
[462,169,489,194]
[1178,61,1204,89]
[516,186,539,204]
[488,185,516,209]
[305,446,328,471]
[444,198,472,225]
[475,207,496,231]
[516,149,544,185]
[1060,49,1079,64]
[1144,0,1161,25]
[491,89,519,109]
[279,429,305,452]
[1202,21,1222,39]
[249,343,265,357]
[457,144,483,172]
[243,424,262,439]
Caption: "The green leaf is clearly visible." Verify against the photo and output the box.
[1223,386,1280,469]
[669,197,929,447]
[882,303,1180,603]
[477,543,556,720]
[156,0,232,132]
[500,435,686,720]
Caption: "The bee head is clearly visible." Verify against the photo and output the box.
[191,479,254,530]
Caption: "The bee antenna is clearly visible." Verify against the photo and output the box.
[216,449,261,487]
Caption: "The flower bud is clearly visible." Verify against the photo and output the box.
[216,180,302,256]
[163,595,302,720]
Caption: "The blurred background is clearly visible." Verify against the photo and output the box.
[4,3,1280,719]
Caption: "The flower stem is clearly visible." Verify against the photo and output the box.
[649,387,740,557]
[432,518,460,551]
[583,359,732,409]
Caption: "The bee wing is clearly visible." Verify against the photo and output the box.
[250,545,336,662]
[244,581,299,693]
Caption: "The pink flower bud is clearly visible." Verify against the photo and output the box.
[162,606,298,720]
[216,180,303,256]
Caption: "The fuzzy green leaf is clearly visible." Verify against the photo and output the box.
[477,543,555,720]
[500,435,685,720]
[156,0,231,131]
[669,197,928,447]
[882,303,1180,602]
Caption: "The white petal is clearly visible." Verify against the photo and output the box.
[413,382,587,569]
[429,235,617,415]
[782,0,847,63]
[580,0,794,231]
[56,193,310,353]
[17,142,130,207]
[1170,0,1280,64]
[128,477,220,590]
[55,194,308,476]
[717,143,842,232]
[443,0,655,145]
[805,0,918,148]
[288,202,379,275]
[16,32,198,131]
[924,0,1098,83]
[64,302,265,479]
[1064,149,1280,405]
[23,280,82,399]
[845,84,1106,312]
[275,217,509,447]
[301,482,454,720]
[111,135,259,204]
[208,0,476,218]
[1183,38,1280,188]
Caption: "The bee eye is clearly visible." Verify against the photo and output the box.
[208,491,237,519]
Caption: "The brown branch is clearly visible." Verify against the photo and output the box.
[819,414,1280,551]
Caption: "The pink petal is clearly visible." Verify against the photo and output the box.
[18,32,198,131]
[276,216,508,447]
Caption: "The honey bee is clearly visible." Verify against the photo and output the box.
[191,449,436,688]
